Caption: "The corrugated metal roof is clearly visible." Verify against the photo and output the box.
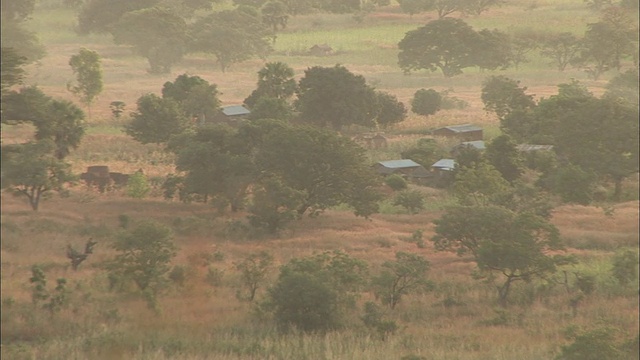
[441,124,482,133]
[431,159,456,171]
[222,105,251,116]
[377,159,421,169]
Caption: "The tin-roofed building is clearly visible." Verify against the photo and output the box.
[212,105,251,126]
[516,144,554,152]
[431,159,456,172]
[433,124,483,141]
[373,159,430,178]
[450,140,486,155]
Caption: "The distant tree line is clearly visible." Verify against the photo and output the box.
[397,7,638,79]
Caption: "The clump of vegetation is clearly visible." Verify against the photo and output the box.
[371,251,431,309]
[126,171,150,199]
[107,220,177,310]
[29,265,69,315]
[384,174,407,191]
[235,251,274,302]
[66,238,97,271]
[393,189,426,214]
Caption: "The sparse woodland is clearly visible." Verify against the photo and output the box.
[1,0,638,359]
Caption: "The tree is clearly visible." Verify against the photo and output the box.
[0,22,46,64]
[68,48,103,117]
[255,123,381,217]
[172,125,254,209]
[126,171,151,199]
[1,86,52,124]
[235,251,274,301]
[432,0,465,18]
[577,9,638,80]
[244,61,296,109]
[452,161,510,206]
[475,28,512,71]
[401,138,446,168]
[603,68,639,107]
[539,32,582,71]
[267,251,368,332]
[374,91,407,129]
[485,134,524,183]
[76,0,159,35]
[481,75,535,121]
[248,175,305,234]
[554,97,639,200]
[397,0,433,17]
[261,1,289,31]
[247,97,293,121]
[33,99,86,160]
[190,9,273,72]
[1,0,36,23]
[398,18,480,77]
[108,220,177,310]
[539,163,597,205]
[611,249,639,286]
[161,74,221,124]
[295,65,378,130]
[411,88,442,117]
[0,47,27,95]
[509,30,539,70]
[371,252,431,309]
[432,205,566,306]
[393,190,426,214]
[1,140,74,211]
[111,7,189,73]
[462,0,505,16]
[126,93,190,144]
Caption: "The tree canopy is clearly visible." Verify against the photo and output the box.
[295,65,378,130]
[68,48,103,116]
[162,74,221,124]
[126,93,191,144]
[190,9,273,72]
[398,18,501,77]
[111,7,188,73]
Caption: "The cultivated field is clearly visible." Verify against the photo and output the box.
[1,0,638,359]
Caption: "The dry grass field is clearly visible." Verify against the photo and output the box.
[1,0,638,359]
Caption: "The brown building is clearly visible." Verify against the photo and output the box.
[433,124,483,142]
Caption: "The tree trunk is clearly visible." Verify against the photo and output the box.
[613,176,623,201]
[497,276,514,307]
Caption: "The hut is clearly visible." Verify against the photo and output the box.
[433,124,483,142]
[373,159,430,178]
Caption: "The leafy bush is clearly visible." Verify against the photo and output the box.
[393,189,425,214]
[411,88,441,117]
[107,220,177,310]
[611,248,639,286]
[126,171,151,199]
[371,252,431,309]
[266,251,368,333]
[556,327,622,360]
[235,251,274,302]
[384,174,407,191]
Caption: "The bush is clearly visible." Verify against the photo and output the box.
[384,174,407,191]
[611,249,639,286]
[556,327,622,360]
[107,220,177,310]
[126,171,151,199]
[411,88,441,117]
[393,190,425,214]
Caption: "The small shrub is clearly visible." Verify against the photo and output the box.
[556,327,622,360]
[393,190,425,214]
[611,249,639,286]
[361,301,398,340]
[206,267,225,287]
[385,174,407,191]
[235,251,273,302]
[168,265,187,287]
[118,214,130,229]
[126,171,151,199]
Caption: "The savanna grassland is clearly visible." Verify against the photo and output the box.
[1,0,639,359]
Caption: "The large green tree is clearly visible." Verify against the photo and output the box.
[244,61,296,109]
[68,48,103,117]
[255,123,381,217]
[111,7,188,73]
[76,0,159,35]
[190,9,273,72]
[295,65,378,130]
[34,99,86,160]
[481,75,535,121]
[161,74,221,124]
[0,47,27,96]
[398,18,481,77]
[539,32,582,71]
[484,134,524,183]
[126,93,190,144]
[553,97,639,200]
[432,205,567,306]
[374,91,407,129]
